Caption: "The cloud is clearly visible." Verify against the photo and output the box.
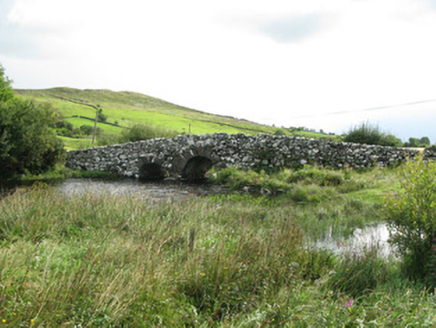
[258,14,329,43]
[428,0,436,9]
[0,0,53,59]
[0,0,35,58]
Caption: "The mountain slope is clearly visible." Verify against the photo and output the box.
[15,87,336,150]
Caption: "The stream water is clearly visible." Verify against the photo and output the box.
[314,224,393,257]
[55,178,226,202]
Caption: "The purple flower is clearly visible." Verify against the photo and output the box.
[344,298,354,308]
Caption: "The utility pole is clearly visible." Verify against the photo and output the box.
[51,95,102,144]
[92,105,102,144]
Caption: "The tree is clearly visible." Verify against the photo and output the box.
[0,65,65,179]
[404,137,431,148]
[0,64,14,103]
[420,137,431,146]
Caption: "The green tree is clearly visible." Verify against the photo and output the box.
[420,136,431,146]
[404,137,431,148]
[408,138,420,147]
[0,64,14,103]
[0,66,65,179]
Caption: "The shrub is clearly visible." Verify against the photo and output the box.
[274,129,285,136]
[120,123,178,142]
[79,124,94,135]
[97,110,108,123]
[384,157,436,285]
[284,166,345,186]
[212,167,266,190]
[0,99,65,179]
[344,123,402,147]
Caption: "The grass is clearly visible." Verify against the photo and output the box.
[14,87,341,150]
[209,165,398,240]
[0,165,435,326]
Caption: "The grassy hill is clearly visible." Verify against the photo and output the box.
[15,87,339,150]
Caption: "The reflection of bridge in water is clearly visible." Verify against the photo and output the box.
[66,133,425,181]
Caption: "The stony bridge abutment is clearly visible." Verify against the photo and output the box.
[66,133,433,180]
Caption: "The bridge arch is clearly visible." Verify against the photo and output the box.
[181,156,214,180]
[138,162,168,181]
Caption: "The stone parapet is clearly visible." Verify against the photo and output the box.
[66,133,429,179]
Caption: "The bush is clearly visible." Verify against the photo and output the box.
[384,157,436,285]
[283,166,345,186]
[274,129,285,136]
[79,125,94,135]
[0,99,65,179]
[97,110,108,123]
[344,123,403,147]
[120,123,178,142]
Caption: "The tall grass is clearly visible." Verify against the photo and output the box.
[0,184,435,326]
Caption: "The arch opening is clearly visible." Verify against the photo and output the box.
[138,163,168,181]
[181,156,214,180]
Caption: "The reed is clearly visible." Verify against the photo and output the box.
[0,174,434,326]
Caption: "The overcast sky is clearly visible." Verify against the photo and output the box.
[1,0,436,142]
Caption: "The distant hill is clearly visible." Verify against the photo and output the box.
[15,87,338,150]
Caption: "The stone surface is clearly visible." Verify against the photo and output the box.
[66,133,431,179]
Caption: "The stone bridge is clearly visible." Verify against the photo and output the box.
[66,133,431,180]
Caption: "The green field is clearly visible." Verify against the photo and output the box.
[14,88,340,150]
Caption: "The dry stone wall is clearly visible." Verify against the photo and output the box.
[66,133,433,179]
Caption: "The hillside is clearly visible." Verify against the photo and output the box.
[15,87,338,150]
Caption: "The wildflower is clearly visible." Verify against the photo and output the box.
[2,319,5,323]
[31,319,35,323]
[200,273,206,277]
[344,298,354,308]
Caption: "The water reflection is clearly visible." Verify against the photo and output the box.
[55,178,225,202]
[314,224,394,257]
[1,178,226,202]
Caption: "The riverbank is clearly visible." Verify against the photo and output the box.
[0,165,435,326]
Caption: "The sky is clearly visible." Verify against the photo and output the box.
[1,0,436,143]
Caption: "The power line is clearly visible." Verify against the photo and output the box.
[291,98,436,119]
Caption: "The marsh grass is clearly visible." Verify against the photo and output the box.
[211,166,391,240]
[0,172,435,326]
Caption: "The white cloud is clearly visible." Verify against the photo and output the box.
[1,0,436,142]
